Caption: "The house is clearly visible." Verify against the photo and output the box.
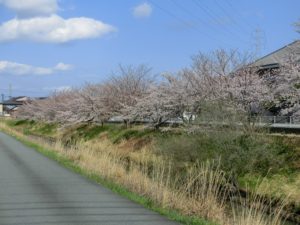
[253,40,300,73]
[0,96,30,116]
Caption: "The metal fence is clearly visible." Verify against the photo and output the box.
[252,116,300,125]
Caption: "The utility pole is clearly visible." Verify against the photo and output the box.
[9,84,12,100]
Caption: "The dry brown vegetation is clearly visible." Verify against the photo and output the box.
[231,192,287,225]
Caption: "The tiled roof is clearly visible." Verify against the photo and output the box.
[253,40,300,67]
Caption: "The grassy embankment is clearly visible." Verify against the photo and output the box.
[0,118,299,225]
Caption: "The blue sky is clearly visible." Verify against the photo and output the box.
[0,0,299,97]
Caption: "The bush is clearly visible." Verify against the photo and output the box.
[6,119,33,127]
[155,130,295,177]
[111,129,155,143]
[60,124,113,145]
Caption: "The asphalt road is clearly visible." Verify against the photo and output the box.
[0,132,180,225]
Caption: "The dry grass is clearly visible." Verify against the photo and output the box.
[0,121,288,225]
[231,191,287,225]
[48,140,229,223]
[254,174,300,207]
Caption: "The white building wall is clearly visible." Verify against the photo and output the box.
[0,104,3,116]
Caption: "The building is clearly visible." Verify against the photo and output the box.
[253,40,300,73]
[0,96,29,116]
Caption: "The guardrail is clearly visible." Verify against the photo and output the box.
[252,116,300,125]
[197,116,300,130]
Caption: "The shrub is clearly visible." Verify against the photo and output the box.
[155,130,295,177]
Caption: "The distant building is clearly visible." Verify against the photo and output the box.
[0,96,29,116]
[253,40,300,73]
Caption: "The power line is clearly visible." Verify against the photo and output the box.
[224,0,258,31]
[213,0,253,36]
[222,0,268,54]
[171,0,250,45]
[148,0,237,48]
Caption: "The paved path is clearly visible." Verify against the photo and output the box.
[0,132,179,225]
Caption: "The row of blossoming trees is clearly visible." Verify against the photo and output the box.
[17,49,300,128]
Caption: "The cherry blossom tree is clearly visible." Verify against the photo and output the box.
[224,66,273,117]
[106,64,154,126]
[267,53,300,116]
[131,82,183,129]
[68,84,112,125]
[177,50,270,121]
[17,64,154,126]
[18,52,297,128]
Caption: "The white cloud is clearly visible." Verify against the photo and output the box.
[133,2,152,18]
[0,0,116,43]
[0,15,116,43]
[0,60,72,75]
[0,0,58,17]
[54,62,73,71]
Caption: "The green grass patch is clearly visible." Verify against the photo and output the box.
[5,119,57,138]
[60,123,123,144]
[5,119,34,127]
[60,123,158,145]
[111,128,156,143]
[35,123,57,136]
